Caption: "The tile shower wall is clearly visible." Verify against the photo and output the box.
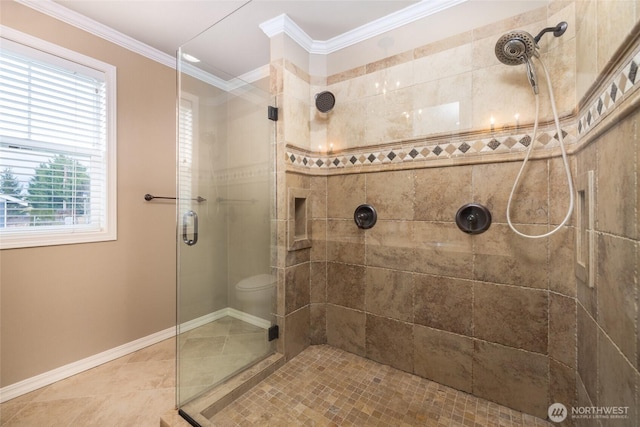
[315,5,576,152]
[574,101,640,427]
[307,158,574,419]
[270,0,640,424]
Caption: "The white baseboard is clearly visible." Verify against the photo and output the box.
[226,307,271,329]
[0,326,176,403]
[0,308,272,403]
[178,308,229,333]
[179,307,271,333]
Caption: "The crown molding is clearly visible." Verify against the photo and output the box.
[14,0,176,68]
[259,13,315,51]
[260,0,468,54]
[14,0,466,86]
[13,0,272,89]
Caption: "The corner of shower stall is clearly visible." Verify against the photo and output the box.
[173,13,283,426]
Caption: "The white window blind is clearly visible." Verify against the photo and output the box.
[178,97,194,211]
[0,30,116,249]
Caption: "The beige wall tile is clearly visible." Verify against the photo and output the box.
[326,262,366,310]
[575,0,597,102]
[309,261,327,304]
[413,325,473,393]
[474,282,548,353]
[577,304,597,401]
[364,87,414,145]
[473,160,549,226]
[366,51,413,74]
[414,165,472,222]
[576,375,595,425]
[366,170,415,220]
[414,44,473,85]
[364,60,415,97]
[414,275,473,336]
[549,359,577,427]
[597,328,638,426]
[597,233,637,366]
[285,262,310,314]
[326,304,366,356]
[473,340,549,418]
[549,156,576,227]
[540,39,578,119]
[412,72,473,136]
[366,221,473,278]
[310,219,327,262]
[596,110,637,239]
[326,99,366,150]
[545,1,576,51]
[327,73,368,103]
[596,0,638,73]
[285,246,310,268]
[549,293,577,368]
[472,63,537,131]
[549,225,576,297]
[326,219,365,264]
[327,174,365,219]
[365,267,414,322]
[365,314,413,373]
[284,306,310,359]
[474,223,548,289]
[309,303,326,345]
[283,93,310,148]
[284,68,310,102]
[309,176,327,219]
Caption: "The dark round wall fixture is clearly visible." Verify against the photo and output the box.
[354,204,377,229]
[315,91,335,113]
[455,203,492,234]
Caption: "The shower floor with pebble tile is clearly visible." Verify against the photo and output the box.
[208,344,552,426]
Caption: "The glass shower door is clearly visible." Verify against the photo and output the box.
[176,51,276,408]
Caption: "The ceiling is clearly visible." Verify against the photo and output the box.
[47,0,545,80]
[53,0,420,76]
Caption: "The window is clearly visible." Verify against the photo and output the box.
[0,28,116,249]
[177,93,198,218]
[178,96,195,209]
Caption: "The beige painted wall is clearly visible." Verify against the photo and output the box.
[0,2,177,387]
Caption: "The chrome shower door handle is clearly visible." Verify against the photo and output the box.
[182,210,198,246]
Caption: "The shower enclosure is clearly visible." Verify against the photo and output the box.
[175,12,277,417]
[171,0,640,425]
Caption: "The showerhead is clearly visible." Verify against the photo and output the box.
[495,30,540,94]
[315,91,335,113]
[495,30,538,66]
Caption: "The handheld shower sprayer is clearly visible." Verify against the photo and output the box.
[494,22,574,239]
[494,23,567,95]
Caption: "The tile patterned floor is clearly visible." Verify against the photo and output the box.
[208,345,552,427]
[178,316,273,404]
[0,338,175,427]
[1,339,552,427]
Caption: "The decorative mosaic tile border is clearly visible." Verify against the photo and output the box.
[578,48,640,136]
[214,163,270,183]
[286,125,577,171]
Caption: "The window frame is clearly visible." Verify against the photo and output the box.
[0,26,117,249]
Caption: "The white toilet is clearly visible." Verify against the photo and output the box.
[235,274,276,321]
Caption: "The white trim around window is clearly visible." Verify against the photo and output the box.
[0,26,117,249]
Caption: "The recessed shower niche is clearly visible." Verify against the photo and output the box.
[288,188,312,251]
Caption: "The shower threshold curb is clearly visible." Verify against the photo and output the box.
[163,352,285,427]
